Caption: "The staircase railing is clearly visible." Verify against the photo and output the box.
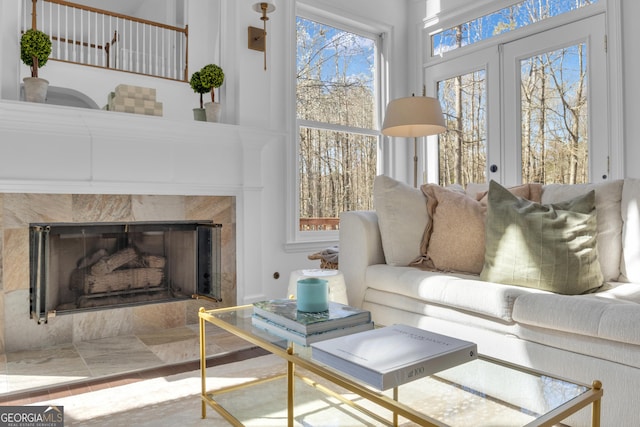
[21,0,189,81]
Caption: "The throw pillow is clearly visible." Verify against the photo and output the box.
[620,178,640,282]
[480,180,603,295]
[373,175,428,266]
[416,185,486,274]
[414,182,543,275]
[542,180,623,282]
[476,183,543,206]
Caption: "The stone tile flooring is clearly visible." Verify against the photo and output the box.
[0,323,265,405]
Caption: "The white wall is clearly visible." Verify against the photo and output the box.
[0,0,411,304]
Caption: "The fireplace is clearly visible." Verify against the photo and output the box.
[29,220,222,323]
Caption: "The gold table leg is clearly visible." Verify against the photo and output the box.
[199,307,206,419]
[287,345,294,427]
[393,387,398,426]
[592,380,602,427]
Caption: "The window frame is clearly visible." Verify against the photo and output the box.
[287,3,388,248]
[421,0,623,186]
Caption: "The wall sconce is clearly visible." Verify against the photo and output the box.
[248,2,276,71]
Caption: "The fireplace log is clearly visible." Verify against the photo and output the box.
[83,267,165,294]
[77,290,171,308]
[77,248,109,269]
[123,254,167,269]
[90,247,139,276]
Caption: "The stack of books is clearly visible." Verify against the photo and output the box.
[251,299,373,345]
[311,324,477,390]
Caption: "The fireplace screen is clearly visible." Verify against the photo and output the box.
[29,221,221,323]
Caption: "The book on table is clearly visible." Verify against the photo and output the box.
[251,314,374,346]
[310,324,477,390]
[252,299,371,334]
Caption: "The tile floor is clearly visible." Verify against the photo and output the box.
[0,323,265,406]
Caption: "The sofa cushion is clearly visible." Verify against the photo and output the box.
[481,180,603,295]
[541,180,623,282]
[620,178,640,282]
[513,287,640,346]
[416,183,543,274]
[364,264,546,322]
[373,175,428,266]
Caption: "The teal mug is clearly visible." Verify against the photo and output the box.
[296,278,329,312]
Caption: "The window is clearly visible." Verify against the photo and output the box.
[296,15,381,236]
[437,70,487,186]
[425,2,609,186]
[432,0,599,57]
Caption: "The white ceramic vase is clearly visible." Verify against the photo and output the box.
[204,102,222,123]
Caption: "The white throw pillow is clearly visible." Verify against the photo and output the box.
[541,180,623,282]
[620,178,640,282]
[373,175,428,266]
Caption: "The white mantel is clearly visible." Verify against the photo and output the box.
[0,100,284,303]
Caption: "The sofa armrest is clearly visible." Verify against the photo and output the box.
[339,210,386,308]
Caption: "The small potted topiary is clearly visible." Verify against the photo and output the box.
[189,70,209,121]
[20,28,52,103]
[199,64,225,122]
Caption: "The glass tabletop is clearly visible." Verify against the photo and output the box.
[200,305,598,427]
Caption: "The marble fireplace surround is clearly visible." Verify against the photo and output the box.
[0,101,281,353]
[2,193,236,353]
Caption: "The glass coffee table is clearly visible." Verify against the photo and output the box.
[199,305,603,427]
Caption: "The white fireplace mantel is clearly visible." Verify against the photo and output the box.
[0,100,284,303]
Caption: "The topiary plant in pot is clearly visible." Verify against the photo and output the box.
[189,70,209,121]
[20,28,52,103]
[199,64,225,122]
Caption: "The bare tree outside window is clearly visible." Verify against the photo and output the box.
[296,17,378,232]
[433,1,593,186]
[521,44,588,184]
[437,70,487,186]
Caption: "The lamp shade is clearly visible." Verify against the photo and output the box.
[381,96,446,137]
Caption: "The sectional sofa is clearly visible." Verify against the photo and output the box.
[339,175,640,426]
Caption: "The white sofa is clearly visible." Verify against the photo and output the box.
[339,175,640,427]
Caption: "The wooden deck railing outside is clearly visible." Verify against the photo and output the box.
[22,0,189,81]
[299,218,340,231]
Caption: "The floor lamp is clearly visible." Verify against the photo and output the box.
[381,95,446,187]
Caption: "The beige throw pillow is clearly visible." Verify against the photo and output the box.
[476,183,543,206]
[415,182,543,274]
[416,185,486,273]
[480,181,603,294]
[373,175,428,266]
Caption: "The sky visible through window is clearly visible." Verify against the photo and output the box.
[296,17,375,97]
[432,0,598,56]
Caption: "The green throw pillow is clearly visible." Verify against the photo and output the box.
[480,181,603,294]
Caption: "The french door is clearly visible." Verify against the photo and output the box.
[424,13,608,186]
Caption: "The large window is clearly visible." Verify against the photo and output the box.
[296,15,380,234]
[425,2,609,186]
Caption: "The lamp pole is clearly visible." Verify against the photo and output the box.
[413,137,418,188]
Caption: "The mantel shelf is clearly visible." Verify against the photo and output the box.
[0,100,283,195]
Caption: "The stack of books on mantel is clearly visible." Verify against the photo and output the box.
[251,299,373,345]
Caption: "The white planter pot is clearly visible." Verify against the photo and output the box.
[23,77,49,103]
[204,102,222,123]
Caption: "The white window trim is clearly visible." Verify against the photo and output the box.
[285,1,390,251]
